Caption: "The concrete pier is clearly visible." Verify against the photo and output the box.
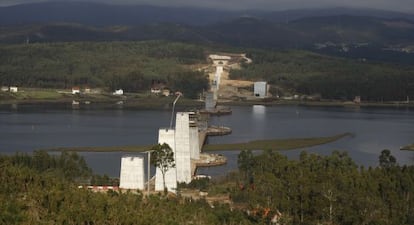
[155,111,231,192]
[190,122,230,177]
[206,126,232,136]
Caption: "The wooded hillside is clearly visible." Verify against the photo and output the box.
[0,41,208,98]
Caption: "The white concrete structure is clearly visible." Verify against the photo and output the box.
[155,128,177,192]
[174,112,192,184]
[214,66,223,90]
[119,156,145,190]
[113,89,124,95]
[209,54,231,60]
[209,55,231,66]
[205,92,216,111]
[155,112,199,192]
[189,112,200,160]
[254,81,268,98]
[72,87,80,94]
[9,86,18,93]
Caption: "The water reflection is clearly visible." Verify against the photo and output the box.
[252,105,266,119]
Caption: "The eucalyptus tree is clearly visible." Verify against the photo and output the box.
[150,143,175,192]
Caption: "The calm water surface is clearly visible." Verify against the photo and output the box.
[200,105,414,176]
[0,104,413,177]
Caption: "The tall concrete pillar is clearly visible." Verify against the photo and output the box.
[155,128,177,192]
[174,112,192,183]
[189,112,200,160]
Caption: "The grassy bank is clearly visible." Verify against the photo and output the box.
[220,99,414,109]
[401,144,414,151]
[45,145,154,152]
[0,89,204,109]
[203,133,352,151]
[2,88,412,109]
[44,133,351,153]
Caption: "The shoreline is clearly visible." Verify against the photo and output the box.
[219,99,414,109]
[401,144,414,151]
[202,133,352,151]
[2,94,413,110]
[41,133,351,153]
[1,85,413,109]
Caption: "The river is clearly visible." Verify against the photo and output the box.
[0,104,413,177]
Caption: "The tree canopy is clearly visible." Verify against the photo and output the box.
[230,50,414,101]
[151,143,176,192]
[226,150,414,225]
[0,41,208,98]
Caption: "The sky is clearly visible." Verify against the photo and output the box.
[0,0,414,13]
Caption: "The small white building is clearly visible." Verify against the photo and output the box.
[72,87,80,94]
[119,156,145,190]
[9,86,18,93]
[151,83,166,95]
[151,87,161,94]
[254,81,267,98]
[162,88,171,97]
[113,89,124,95]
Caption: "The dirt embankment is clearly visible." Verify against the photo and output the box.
[206,53,254,101]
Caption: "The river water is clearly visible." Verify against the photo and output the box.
[0,104,413,177]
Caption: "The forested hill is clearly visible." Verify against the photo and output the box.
[230,50,414,101]
[2,14,414,64]
[1,2,414,26]
[2,2,414,64]
[0,2,236,26]
[0,41,209,98]
[2,15,414,46]
[1,41,413,101]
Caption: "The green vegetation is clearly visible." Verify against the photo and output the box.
[2,40,413,102]
[151,143,176,192]
[2,147,414,224]
[203,133,351,151]
[0,88,69,102]
[230,50,414,101]
[0,41,208,98]
[11,89,63,99]
[1,150,92,180]
[210,149,414,224]
[44,133,350,153]
[0,151,251,224]
[45,145,153,152]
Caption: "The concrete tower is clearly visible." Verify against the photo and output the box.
[119,156,145,190]
[174,112,192,183]
[214,65,223,90]
[155,128,177,192]
[155,112,197,192]
[189,112,200,160]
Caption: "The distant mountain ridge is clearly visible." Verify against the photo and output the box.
[2,15,413,47]
[2,2,414,63]
[1,2,414,26]
[0,2,240,26]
